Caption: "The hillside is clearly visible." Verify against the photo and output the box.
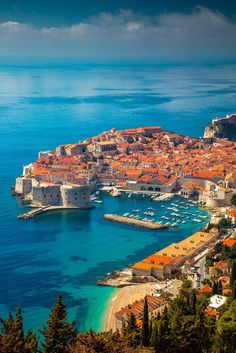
[204,114,236,141]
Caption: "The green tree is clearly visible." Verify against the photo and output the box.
[230,260,236,287]
[0,312,15,353]
[150,322,159,353]
[213,301,236,353]
[191,290,197,314]
[12,306,25,353]
[141,296,149,347]
[124,313,140,348]
[181,279,192,289]
[212,281,218,295]
[218,217,232,235]
[233,281,236,301]
[158,307,172,353]
[231,194,236,207]
[25,329,39,353]
[41,294,78,353]
[218,280,223,295]
[126,313,138,335]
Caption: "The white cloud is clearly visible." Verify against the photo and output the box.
[0,6,236,60]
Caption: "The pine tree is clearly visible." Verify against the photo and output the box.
[141,296,149,347]
[218,280,223,295]
[158,307,171,353]
[150,322,159,353]
[0,312,15,353]
[25,329,39,353]
[12,305,25,353]
[212,281,218,295]
[230,260,236,287]
[191,290,197,314]
[41,294,78,353]
[126,313,138,335]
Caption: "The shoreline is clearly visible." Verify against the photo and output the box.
[102,279,183,332]
[101,204,214,332]
[102,283,157,332]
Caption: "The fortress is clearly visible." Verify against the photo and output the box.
[15,176,91,209]
[204,113,236,141]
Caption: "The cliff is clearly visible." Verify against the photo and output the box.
[204,114,236,141]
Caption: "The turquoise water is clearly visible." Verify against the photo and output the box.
[0,62,236,332]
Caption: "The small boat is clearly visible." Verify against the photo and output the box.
[93,199,103,204]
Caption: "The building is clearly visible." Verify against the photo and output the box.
[199,180,233,208]
[115,295,168,330]
[132,231,216,280]
[94,141,117,157]
[15,177,32,194]
[132,254,173,279]
[222,238,236,248]
[31,183,91,208]
[156,232,214,262]
[227,209,236,224]
[208,295,227,310]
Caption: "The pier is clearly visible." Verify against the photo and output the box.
[17,206,50,219]
[104,214,168,230]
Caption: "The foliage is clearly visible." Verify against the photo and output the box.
[0,286,234,353]
[230,260,236,287]
[41,294,78,353]
[141,296,149,347]
[0,308,39,353]
[217,217,232,235]
[212,301,236,353]
[74,330,139,353]
[181,279,192,289]
[231,194,236,207]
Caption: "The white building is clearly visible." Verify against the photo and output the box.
[208,295,227,310]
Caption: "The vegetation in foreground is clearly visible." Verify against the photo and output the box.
[0,252,235,353]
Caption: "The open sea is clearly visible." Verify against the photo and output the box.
[0,62,236,332]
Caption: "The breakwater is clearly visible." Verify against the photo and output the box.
[17,206,50,219]
[104,214,168,230]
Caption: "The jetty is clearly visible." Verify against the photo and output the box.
[17,205,50,219]
[104,214,168,230]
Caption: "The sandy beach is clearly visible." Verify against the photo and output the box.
[103,279,182,331]
[103,282,161,331]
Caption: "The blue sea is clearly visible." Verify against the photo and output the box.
[0,62,236,333]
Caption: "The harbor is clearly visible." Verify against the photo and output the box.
[104,213,168,230]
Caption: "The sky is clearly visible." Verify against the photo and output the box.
[0,0,236,61]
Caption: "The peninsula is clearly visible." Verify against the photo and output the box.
[14,114,236,214]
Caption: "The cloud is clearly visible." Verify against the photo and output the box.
[0,6,236,60]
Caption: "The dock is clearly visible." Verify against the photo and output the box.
[104,214,168,230]
[152,193,175,202]
[17,205,50,219]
